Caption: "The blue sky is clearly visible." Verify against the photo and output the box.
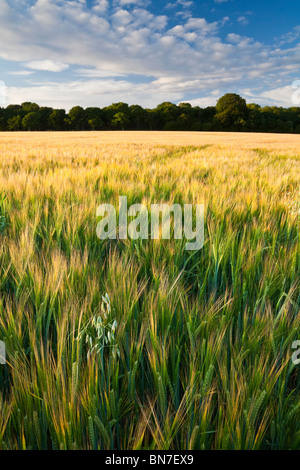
[0,0,299,110]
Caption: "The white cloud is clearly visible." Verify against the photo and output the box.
[112,8,133,26]
[114,0,150,6]
[166,0,193,8]
[237,16,248,25]
[5,78,185,111]
[9,70,34,76]
[25,60,69,72]
[227,33,242,43]
[74,68,125,78]
[0,0,299,109]
[243,85,296,107]
[93,0,109,14]
[188,95,219,107]
[277,25,300,45]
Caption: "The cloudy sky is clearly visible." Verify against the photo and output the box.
[0,0,300,110]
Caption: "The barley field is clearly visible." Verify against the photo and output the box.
[0,131,299,450]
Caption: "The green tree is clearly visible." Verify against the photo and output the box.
[247,104,261,131]
[21,102,39,113]
[111,112,129,130]
[22,112,40,131]
[103,103,130,129]
[155,102,179,130]
[4,105,25,130]
[67,106,86,130]
[48,109,66,131]
[1,95,300,133]
[0,108,6,131]
[129,105,147,130]
[85,107,103,130]
[36,107,53,131]
[7,115,22,131]
[215,93,248,130]
[176,113,191,130]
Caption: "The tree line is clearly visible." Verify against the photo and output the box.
[0,93,299,133]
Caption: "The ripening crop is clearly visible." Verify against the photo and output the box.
[0,131,299,450]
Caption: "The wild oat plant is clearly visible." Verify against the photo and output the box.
[77,293,120,360]
[0,131,299,450]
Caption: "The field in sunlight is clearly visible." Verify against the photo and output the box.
[0,131,299,450]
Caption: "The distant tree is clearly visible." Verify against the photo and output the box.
[103,103,130,129]
[22,112,40,131]
[0,95,299,133]
[129,105,147,130]
[178,102,192,109]
[145,109,159,130]
[177,113,190,130]
[87,119,98,131]
[202,121,213,131]
[48,109,66,131]
[36,107,53,131]
[192,105,216,130]
[4,105,25,129]
[21,102,39,113]
[67,106,86,130]
[281,120,294,133]
[247,104,261,131]
[260,107,279,132]
[215,93,248,130]
[155,102,179,130]
[0,108,6,131]
[85,107,103,130]
[111,112,129,130]
[177,103,195,128]
[201,106,216,121]
[6,104,23,114]
[7,115,22,131]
